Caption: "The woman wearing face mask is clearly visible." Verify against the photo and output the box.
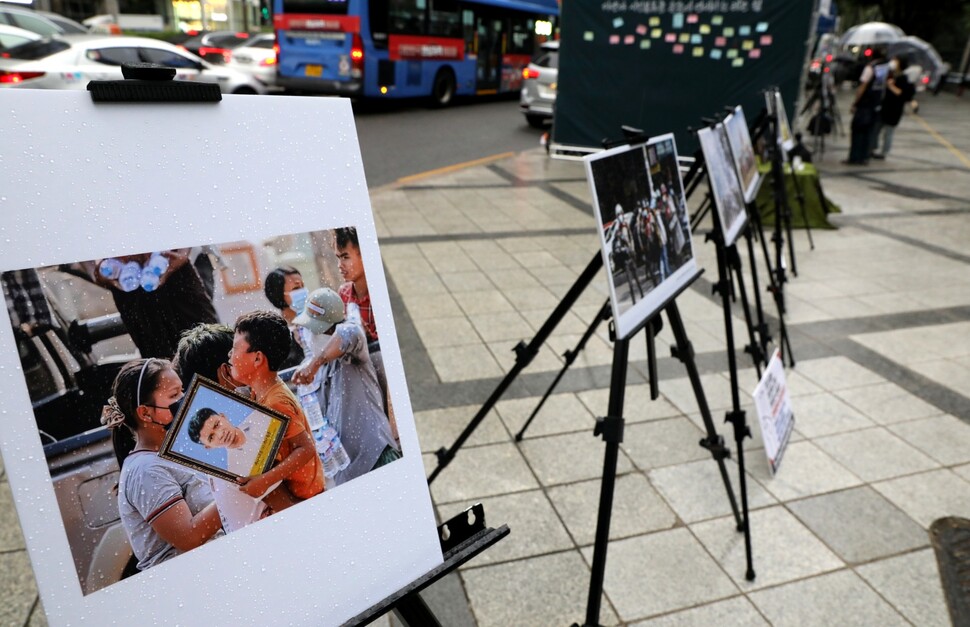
[101,358,223,572]
[263,266,310,370]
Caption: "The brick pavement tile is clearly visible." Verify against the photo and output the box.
[749,570,909,627]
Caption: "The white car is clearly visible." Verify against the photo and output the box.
[226,32,277,89]
[519,40,559,128]
[0,23,40,51]
[0,34,265,94]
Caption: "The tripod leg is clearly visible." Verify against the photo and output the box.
[744,221,772,365]
[584,336,629,627]
[728,244,764,377]
[665,301,741,527]
[788,167,815,251]
[516,301,611,441]
[428,253,603,484]
[714,232,757,581]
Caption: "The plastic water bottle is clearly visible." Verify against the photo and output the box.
[301,390,339,476]
[144,252,169,277]
[330,432,350,472]
[118,261,142,292]
[140,267,161,292]
[98,258,122,281]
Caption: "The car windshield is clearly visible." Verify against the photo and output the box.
[2,37,69,59]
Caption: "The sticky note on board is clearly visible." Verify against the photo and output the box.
[712,15,724,25]
[756,22,769,32]
[687,13,699,24]
[610,34,620,44]
[726,49,738,58]
[710,49,723,59]
[652,28,663,38]
[672,13,684,28]
[715,36,727,46]
[649,16,660,26]
[679,32,690,43]
[699,24,711,34]
[640,40,651,49]
[636,24,647,35]
[742,40,754,50]
[584,31,594,41]
[613,17,624,28]
[724,27,735,37]
[739,25,751,36]
[673,43,685,54]
[733,58,744,67]
[665,32,677,42]
[691,34,702,43]
[692,47,704,57]
[760,35,773,46]
[624,34,635,44]
[749,48,761,58]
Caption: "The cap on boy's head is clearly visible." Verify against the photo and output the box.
[293,288,344,335]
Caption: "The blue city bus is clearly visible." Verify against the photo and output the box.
[273,0,558,104]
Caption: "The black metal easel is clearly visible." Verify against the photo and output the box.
[578,276,742,627]
[89,67,510,627]
[428,252,604,483]
[347,503,509,626]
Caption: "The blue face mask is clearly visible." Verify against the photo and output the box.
[288,287,309,314]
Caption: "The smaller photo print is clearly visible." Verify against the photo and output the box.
[585,137,699,340]
[723,105,761,204]
[698,123,748,247]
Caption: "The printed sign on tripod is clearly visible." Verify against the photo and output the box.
[752,349,795,476]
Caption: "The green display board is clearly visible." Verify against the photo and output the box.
[553,0,815,155]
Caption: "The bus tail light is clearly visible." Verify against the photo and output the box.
[351,33,364,78]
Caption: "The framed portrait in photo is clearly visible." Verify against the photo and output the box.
[160,376,288,483]
[698,124,748,248]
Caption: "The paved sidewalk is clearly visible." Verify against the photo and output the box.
[373,89,970,626]
[3,90,970,626]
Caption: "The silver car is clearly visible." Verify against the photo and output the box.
[0,34,265,94]
[520,40,559,128]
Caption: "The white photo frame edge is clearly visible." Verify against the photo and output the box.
[0,89,442,626]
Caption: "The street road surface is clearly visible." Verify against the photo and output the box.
[351,95,547,188]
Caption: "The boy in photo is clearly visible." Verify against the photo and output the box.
[229,311,324,511]
[291,288,400,483]
[187,408,272,476]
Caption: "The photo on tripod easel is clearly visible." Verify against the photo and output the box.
[723,105,761,205]
[585,140,697,340]
[766,89,795,155]
[698,124,748,247]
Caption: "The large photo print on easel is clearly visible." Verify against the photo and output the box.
[2,227,402,593]
[585,138,697,339]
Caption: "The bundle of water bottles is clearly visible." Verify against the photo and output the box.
[98,253,170,293]
[293,325,350,478]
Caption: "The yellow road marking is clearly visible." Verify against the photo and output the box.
[913,113,970,170]
[396,152,516,185]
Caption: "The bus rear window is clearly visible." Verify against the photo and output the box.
[281,0,349,14]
